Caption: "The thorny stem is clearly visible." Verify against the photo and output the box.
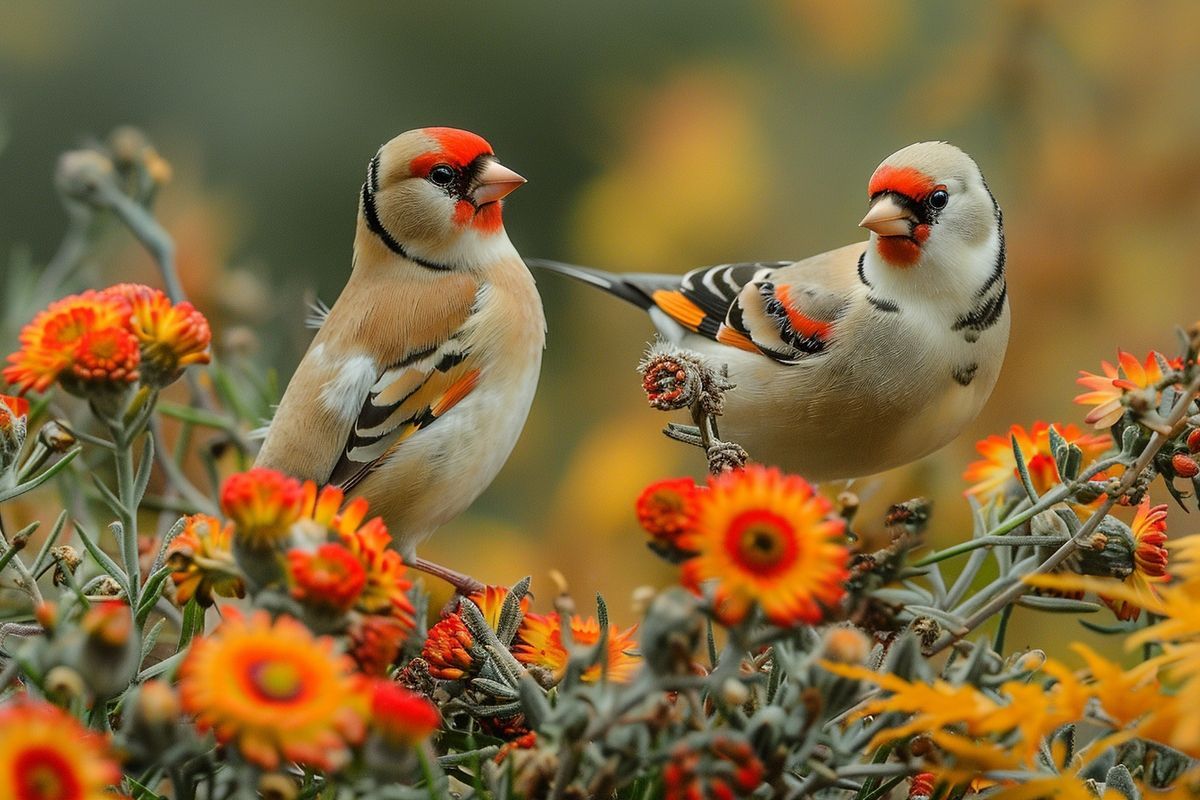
[912,454,1124,567]
[927,373,1200,656]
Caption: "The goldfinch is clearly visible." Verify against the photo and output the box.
[256,128,544,590]
[531,142,1008,481]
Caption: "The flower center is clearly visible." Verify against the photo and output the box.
[248,659,305,703]
[725,510,798,576]
[15,747,81,800]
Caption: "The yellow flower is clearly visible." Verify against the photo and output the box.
[1075,350,1182,429]
[0,699,121,800]
[468,584,530,630]
[963,422,1111,504]
[166,514,244,607]
[679,465,848,626]
[179,608,366,770]
[103,283,211,386]
[513,612,641,683]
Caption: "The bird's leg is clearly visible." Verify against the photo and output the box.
[409,557,486,596]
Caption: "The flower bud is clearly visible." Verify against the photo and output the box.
[1172,453,1199,478]
[43,665,86,703]
[820,626,871,664]
[38,420,77,453]
[1188,428,1200,454]
[0,395,28,472]
[55,150,116,205]
[720,678,750,707]
[640,344,705,411]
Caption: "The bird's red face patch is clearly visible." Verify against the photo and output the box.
[868,165,935,202]
[409,128,495,176]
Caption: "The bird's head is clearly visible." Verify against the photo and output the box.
[859,142,999,281]
[359,127,525,269]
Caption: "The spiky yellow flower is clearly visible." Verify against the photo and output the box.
[512,612,641,683]
[1075,350,1182,429]
[963,422,1111,504]
[179,608,366,771]
[220,468,308,548]
[166,513,244,607]
[3,291,138,395]
[678,465,848,626]
[103,284,211,386]
[1102,500,1169,621]
[0,699,121,800]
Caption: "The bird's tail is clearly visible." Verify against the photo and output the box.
[525,258,656,310]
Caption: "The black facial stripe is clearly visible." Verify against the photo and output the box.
[368,153,381,192]
[856,251,871,288]
[360,179,453,272]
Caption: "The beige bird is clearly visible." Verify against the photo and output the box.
[257,128,544,591]
[531,142,1008,481]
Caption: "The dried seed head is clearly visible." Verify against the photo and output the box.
[639,342,705,411]
[39,420,77,453]
[90,576,125,598]
[51,545,82,586]
[706,440,749,475]
[820,626,872,664]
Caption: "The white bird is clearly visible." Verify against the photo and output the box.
[256,128,545,591]
[531,142,1008,481]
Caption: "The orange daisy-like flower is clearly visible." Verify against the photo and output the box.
[0,699,121,800]
[179,608,366,771]
[103,284,211,386]
[220,468,308,548]
[1102,500,1170,621]
[678,465,849,626]
[423,614,476,680]
[636,477,700,547]
[166,514,245,607]
[369,681,440,746]
[336,513,415,628]
[1075,350,1182,429]
[964,422,1111,504]
[3,291,138,395]
[287,543,367,612]
[512,612,641,683]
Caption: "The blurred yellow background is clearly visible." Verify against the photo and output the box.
[2,1,1199,650]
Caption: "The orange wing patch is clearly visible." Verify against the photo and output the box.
[775,285,833,340]
[651,290,706,333]
[431,369,480,416]
[716,325,761,353]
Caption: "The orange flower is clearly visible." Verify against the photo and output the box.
[337,514,415,628]
[1076,350,1181,429]
[220,468,307,548]
[663,736,765,800]
[636,477,700,546]
[3,291,138,395]
[349,616,410,676]
[179,608,366,771]
[468,585,530,630]
[369,681,440,745]
[422,614,476,680]
[1102,500,1170,621]
[513,612,641,683]
[103,284,211,386]
[678,465,848,626]
[0,698,121,800]
[166,514,244,607]
[964,422,1111,504]
[287,543,367,612]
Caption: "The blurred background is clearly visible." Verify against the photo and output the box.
[2,1,1199,650]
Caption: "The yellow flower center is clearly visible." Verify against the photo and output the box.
[248,659,305,703]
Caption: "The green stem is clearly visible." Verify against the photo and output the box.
[113,426,141,611]
[993,604,1014,654]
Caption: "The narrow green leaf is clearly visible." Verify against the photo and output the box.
[1011,434,1041,502]
[75,522,130,596]
[90,473,125,518]
[0,446,81,503]
[136,566,174,627]
[177,598,205,649]
[133,432,155,506]
[1016,595,1102,613]
[31,510,69,576]
[140,619,165,667]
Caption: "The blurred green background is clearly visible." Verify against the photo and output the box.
[2,1,1199,645]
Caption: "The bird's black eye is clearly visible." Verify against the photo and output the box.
[428,165,456,187]
[928,189,949,210]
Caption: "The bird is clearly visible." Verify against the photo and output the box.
[529,141,1008,482]
[256,127,545,592]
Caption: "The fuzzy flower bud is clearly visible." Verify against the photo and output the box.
[1172,453,1199,478]
[640,342,705,411]
[0,394,28,473]
[1187,428,1200,454]
[820,626,872,664]
[38,420,77,453]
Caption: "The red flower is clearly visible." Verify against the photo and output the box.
[287,543,367,612]
[422,615,475,681]
[636,477,700,546]
[369,681,440,745]
[220,468,307,548]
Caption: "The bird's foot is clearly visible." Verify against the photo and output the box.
[409,556,486,597]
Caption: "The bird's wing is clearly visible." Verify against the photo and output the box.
[255,267,482,486]
[326,334,483,493]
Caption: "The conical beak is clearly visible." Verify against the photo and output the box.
[472,160,526,205]
[859,195,917,237]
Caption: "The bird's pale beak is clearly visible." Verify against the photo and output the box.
[472,160,526,205]
[859,195,917,237]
